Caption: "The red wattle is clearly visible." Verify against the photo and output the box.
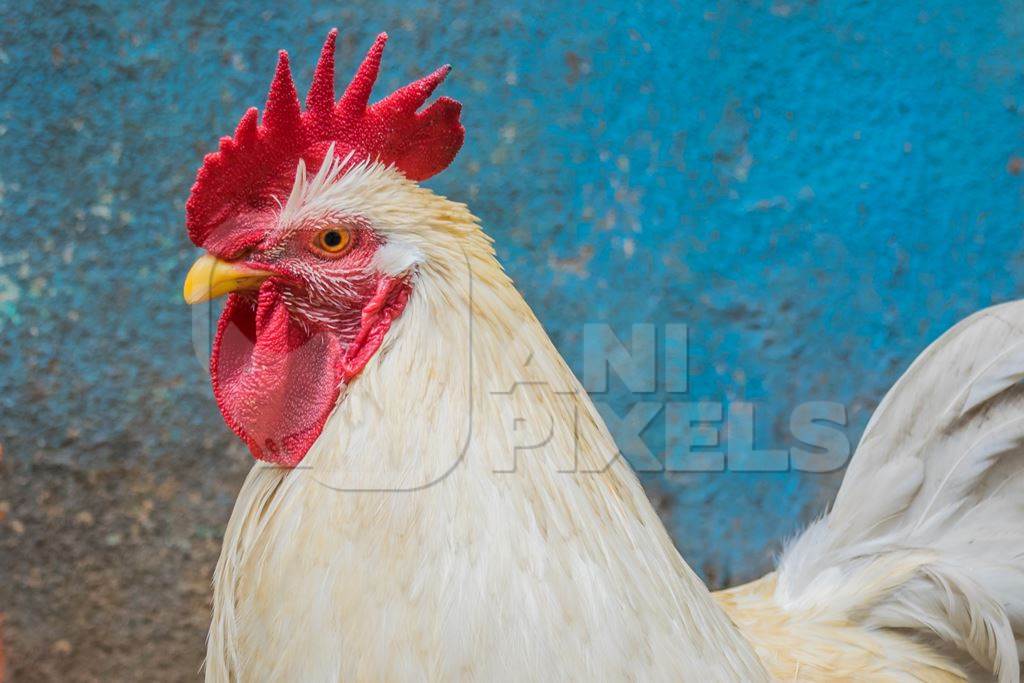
[212,282,345,466]
[342,277,412,381]
[210,277,411,466]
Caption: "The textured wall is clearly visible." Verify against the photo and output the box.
[2,0,1024,676]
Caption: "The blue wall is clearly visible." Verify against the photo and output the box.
[2,0,1023,583]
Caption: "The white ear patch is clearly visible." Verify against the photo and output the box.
[372,240,423,276]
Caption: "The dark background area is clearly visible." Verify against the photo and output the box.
[2,0,1024,679]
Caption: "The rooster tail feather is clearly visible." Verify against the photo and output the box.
[775,300,1024,682]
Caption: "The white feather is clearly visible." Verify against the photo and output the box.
[777,301,1024,682]
[205,163,771,682]
[205,158,1024,682]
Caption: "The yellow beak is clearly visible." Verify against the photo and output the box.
[182,253,274,304]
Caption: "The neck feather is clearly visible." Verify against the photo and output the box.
[211,198,769,680]
[304,206,767,678]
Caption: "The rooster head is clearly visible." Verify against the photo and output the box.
[181,30,464,467]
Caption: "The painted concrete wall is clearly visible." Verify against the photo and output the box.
[2,0,1024,585]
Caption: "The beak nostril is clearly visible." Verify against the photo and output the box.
[226,246,254,262]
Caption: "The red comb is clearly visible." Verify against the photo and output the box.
[186,30,464,246]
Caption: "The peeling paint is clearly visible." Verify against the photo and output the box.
[0,274,20,326]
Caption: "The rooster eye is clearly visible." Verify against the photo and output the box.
[312,228,351,255]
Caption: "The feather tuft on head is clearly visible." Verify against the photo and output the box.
[186,29,464,247]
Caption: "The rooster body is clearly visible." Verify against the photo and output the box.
[186,33,1024,682]
[207,177,768,681]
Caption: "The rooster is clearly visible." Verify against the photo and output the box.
[183,30,1024,682]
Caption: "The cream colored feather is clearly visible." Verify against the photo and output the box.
[205,163,1024,682]
[770,301,1024,682]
